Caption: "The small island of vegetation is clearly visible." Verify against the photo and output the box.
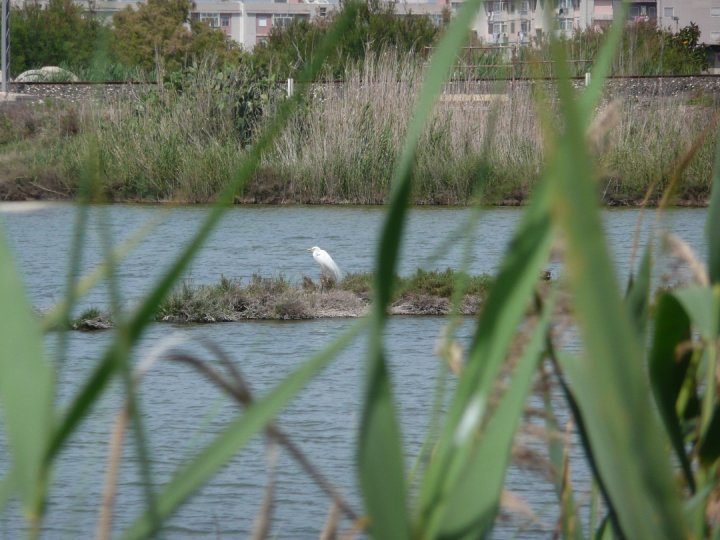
[69,269,496,329]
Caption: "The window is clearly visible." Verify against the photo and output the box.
[664,7,674,18]
[559,17,573,31]
[197,12,220,28]
[273,14,295,29]
[517,0,529,15]
[221,14,230,27]
[319,7,327,17]
[489,1,506,13]
[713,7,720,17]
[258,17,268,27]
[520,20,530,33]
[713,31,720,41]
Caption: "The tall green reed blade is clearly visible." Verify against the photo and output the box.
[47,1,360,467]
[549,27,687,539]
[360,0,484,537]
[710,126,720,283]
[648,293,695,492]
[42,216,163,332]
[0,228,54,526]
[415,17,631,527]
[93,133,161,532]
[541,364,584,540]
[672,286,720,441]
[417,179,553,538]
[624,247,651,339]
[548,343,623,536]
[436,292,555,539]
[120,319,366,540]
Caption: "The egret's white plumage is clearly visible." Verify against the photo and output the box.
[307,246,341,282]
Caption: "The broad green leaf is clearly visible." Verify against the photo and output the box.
[672,286,720,341]
[700,406,720,465]
[552,353,623,537]
[361,0,487,537]
[0,226,54,519]
[121,318,365,540]
[684,481,715,539]
[437,293,554,538]
[624,247,651,340]
[543,363,584,540]
[648,293,695,491]
[707,120,720,284]
[418,180,554,535]
[672,286,720,436]
[549,31,687,538]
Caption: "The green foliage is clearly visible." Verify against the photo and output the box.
[570,22,708,76]
[403,268,485,298]
[163,59,281,146]
[110,0,240,72]
[252,1,439,79]
[9,0,107,77]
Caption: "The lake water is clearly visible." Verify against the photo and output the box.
[0,203,709,538]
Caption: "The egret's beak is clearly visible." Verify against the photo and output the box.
[306,248,313,252]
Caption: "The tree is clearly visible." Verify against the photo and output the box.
[110,0,239,72]
[9,0,105,77]
[252,1,439,80]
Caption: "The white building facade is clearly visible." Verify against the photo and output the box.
[11,0,720,50]
[11,0,331,50]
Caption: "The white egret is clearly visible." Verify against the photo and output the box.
[307,246,341,282]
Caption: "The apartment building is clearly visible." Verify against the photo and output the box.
[13,0,720,50]
[656,1,720,44]
[397,0,594,46]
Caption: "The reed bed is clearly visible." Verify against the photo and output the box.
[262,53,715,205]
[2,54,715,205]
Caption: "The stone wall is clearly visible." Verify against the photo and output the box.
[6,82,154,103]
[7,76,720,104]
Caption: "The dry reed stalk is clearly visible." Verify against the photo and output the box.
[499,489,539,524]
[251,440,278,540]
[557,417,578,539]
[339,516,368,540]
[664,233,709,287]
[96,405,129,540]
[319,502,341,540]
[166,340,360,522]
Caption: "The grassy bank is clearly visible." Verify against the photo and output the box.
[69,270,494,328]
[0,56,716,205]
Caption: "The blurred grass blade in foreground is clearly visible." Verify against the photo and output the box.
[548,25,687,538]
[360,0,485,536]
[121,319,366,539]
[0,227,55,524]
[437,292,555,538]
